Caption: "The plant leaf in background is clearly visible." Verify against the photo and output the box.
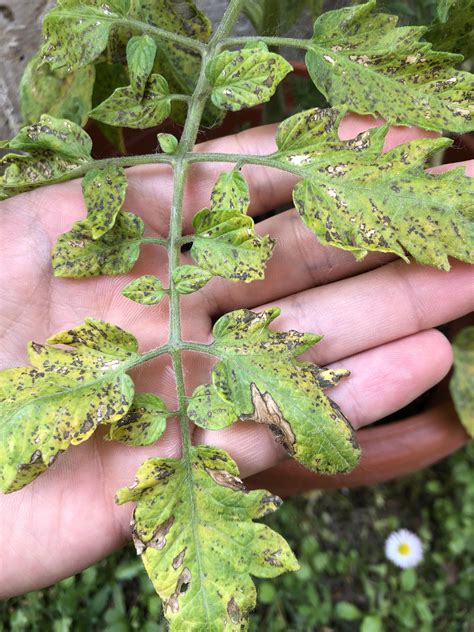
[0,319,138,493]
[272,107,474,269]
[0,115,93,197]
[243,0,307,36]
[207,47,293,111]
[306,0,473,132]
[189,308,360,474]
[20,52,95,127]
[116,445,298,630]
[450,327,474,437]
[52,211,144,277]
[106,393,169,445]
[82,165,128,238]
[427,0,474,58]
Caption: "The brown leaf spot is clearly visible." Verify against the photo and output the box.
[165,568,192,614]
[227,596,241,624]
[172,547,187,570]
[205,468,247,492]
[243,384,296,455]
[149,516,174,551]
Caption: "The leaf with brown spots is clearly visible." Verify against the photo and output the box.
[0,318,140,493]
[126,35,157,97]
[41,0,128,72]
[190,308,359,474]
[210,170,250,213]
[207,46,293,112]
[116,445,298,630]
[0,115,93,199]
[450,326,474,437]
[122,275,166,305]
[106,393,169,445]
[171,265,213,294]
[191,209,274,282]
[52,211,144,278]
[82,164,128,238]
[273,107,474,269]
[306,0,473,132]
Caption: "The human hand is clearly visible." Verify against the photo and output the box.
[0,115,472,597]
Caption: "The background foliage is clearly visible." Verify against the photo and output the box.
[2,441,473,631]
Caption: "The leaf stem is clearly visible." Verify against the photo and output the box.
[221,35,311,50]
[187,151,307,177]
[118,17,207,54]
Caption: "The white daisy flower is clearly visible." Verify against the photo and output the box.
[384,529,423,569]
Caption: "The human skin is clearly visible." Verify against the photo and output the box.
[0,114,472,597]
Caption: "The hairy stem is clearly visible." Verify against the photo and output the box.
[118,17,207,54]
[221,35,311,50]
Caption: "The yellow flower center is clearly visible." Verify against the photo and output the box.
[398,543,411,556]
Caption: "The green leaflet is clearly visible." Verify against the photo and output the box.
[127,35,157,97]
[82,165,128,238]
[20,53,95,127]
[189,308,360,474]
[116,445,298,630]
[0,318,138,493]
[157,133,179,154]
[91,62,130,153]
[191,208,275,282]
[207,47,293,112]
[52,211,144,278]
[243,0,307,36]
[41,0,128,72]
[106,393,168,445]
[306,1,474,132]
[122,275,166,305]
[273,107,474,270]
[428,0,474,58]
[210,170,250,213]
[450,327,474,437]
[171,265,213,294]
[89,74,171,128]
[0,115,93,198]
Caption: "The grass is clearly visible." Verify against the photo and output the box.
[1,441,473,632]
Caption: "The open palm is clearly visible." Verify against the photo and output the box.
[0,115,471,597]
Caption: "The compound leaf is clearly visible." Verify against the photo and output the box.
[20,52,95,127]
[122,275,166,305]
[172,265,213,294]
[450,326,474,437]
[191,308,359,474]
[106,392,168,445]
[211,170,250,214]
[41,0,128,72]
[0,318,138,493]
[273,107,474,270]
[306,0,474,132]
[207,47,293,112]
[89,74,171,128]
[191,208,275,283]
[52,211,144,277]
[127,35,157,97]
[116,445,298,630]
[82,164,128,238]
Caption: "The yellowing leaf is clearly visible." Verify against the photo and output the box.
[106,393,168,445]
[450,326,474,437]
[89,74,171,128]
[122,275,166,305]
[171,265,213,294]
[306,1,474,132]
[273,107,474,270]
[190,308,359,474]
[191,208,274,283]
[210,170,250,213]
[0,318,139,493]
[82,165,128,239]
[116,445,298,630]
[207,47,293,112]
[52,211,144,278]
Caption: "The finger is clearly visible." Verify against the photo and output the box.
[193,328,454,478]
[246,400,468,496]
[199,159,474,316]
[258,258,473,366]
